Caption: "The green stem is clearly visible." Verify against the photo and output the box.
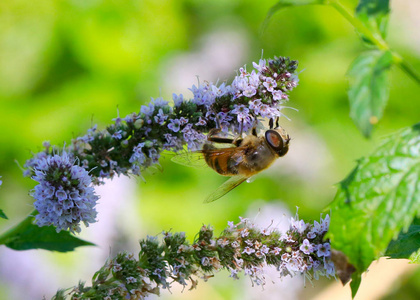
[328,0,420,85]
[0,210,37,245]
[392,53,420,85]
[328,0,388,50]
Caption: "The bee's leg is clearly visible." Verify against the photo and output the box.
[269,117,280,129]
[231,119,245,146]
[207,128,237,144]
[208,136,237,144]
[251,126,258,136]
[207,128,222,140]
[232,137,243,147]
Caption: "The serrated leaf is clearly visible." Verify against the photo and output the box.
[0,215,94,252]
[385,217,420,260]
[0,209,8,219]
[261,0,326,34]
[327,123,420,275]
[356,0,390,43]
[347,50,393,137]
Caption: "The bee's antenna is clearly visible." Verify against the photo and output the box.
[269,118,274,129]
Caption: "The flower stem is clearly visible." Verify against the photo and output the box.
[0,210,37,245]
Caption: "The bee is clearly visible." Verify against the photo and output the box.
[172,118,291,203]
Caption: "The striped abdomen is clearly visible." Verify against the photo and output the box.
[203,144,242,176]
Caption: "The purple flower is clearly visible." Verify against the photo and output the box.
[129,142,146,165]
[290,218,307,234]
[112,130,123,140]
[252,59,267,73]
[263,77,277,92]
[179,117,188,125]
[249,99,262,112]
[195,117,206,126]
[168,119,181,132]
[317,243,331,257]
[141,104,154,117]
[55,187,67,201]
[231,104,249,116]
[243,86,257,97]
[272,90,283,101]
[312,220,322,234]
[307,231,316,239]
[148,148,160,165]
[299,239,314,255]
[243,247,255,255]
[151,97,169,107]
[172,93,184,107]
[321,215,330,233]
[31,151,98,233]
[154,109,168,125]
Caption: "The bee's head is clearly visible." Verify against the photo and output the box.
[265,127,290,157]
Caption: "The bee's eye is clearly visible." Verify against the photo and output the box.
[265,130,284,150]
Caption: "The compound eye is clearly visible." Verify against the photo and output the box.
[265,130,284,150]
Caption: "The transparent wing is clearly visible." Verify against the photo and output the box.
[204,175,249,203]
[171,145,246,170]
[171,150,208,169]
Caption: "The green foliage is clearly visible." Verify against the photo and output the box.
[0,209,7,219]
[0,214,94,252]
[386,217,420,260]
[350,273,362,298]
[327,123,420,287]
[261,0,326,33]
[347,50,393,137]
[355,0,390,41]
[410,250,420,264]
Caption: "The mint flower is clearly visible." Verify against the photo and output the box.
[31,151,98,233]
[24,56,299,185]
[54,213,335,299]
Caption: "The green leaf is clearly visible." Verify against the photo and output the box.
[0,209,8,220]
[355,0,390,43]
[347,50,393,137]
[409,249,420,263]
[350,272,362,298]
[0,215,95,252]
[327,123,420,274]
[261,0,326,33]
[385,217,420,260]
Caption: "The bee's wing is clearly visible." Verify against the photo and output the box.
[204,175,249,203]
[171,144,242,169]
[171,150,208,169]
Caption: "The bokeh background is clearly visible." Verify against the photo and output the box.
[0,0,419,299]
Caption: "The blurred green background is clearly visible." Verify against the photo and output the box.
[0,0,419,299]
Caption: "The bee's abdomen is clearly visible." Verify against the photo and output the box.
[204,151,239,176]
